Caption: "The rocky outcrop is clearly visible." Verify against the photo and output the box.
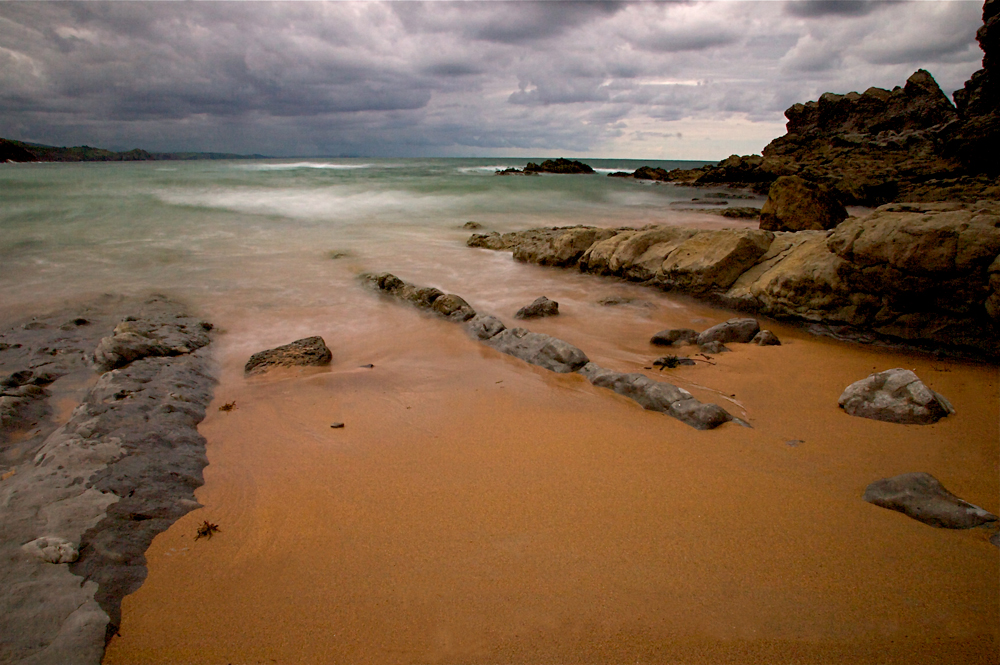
[93,312,212,372]
[469,203,1000,358]
[759,176,848,232]
[863,473,998,529]
[515,296,559,319]
[359,272,738,429]
[523,158,595,175]
[360,272,477,323]
[949,0,999,174]
[244,336,333,376]
[0,296,215,665]
[838,369,954,424]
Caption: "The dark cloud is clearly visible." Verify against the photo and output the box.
[784,1,893,18]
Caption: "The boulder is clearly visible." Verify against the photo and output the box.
[465,313,506,341]
[523,158,595,174]
[431,294,476,322]
[657,229,774,292]
[633,166,670,181]
[515,296,559,320]
[697,318,761,345]
[244,336,332,376]
[577,362,735,430]
[579,230,638,274]
[698,341,730,354]
[485,328,589,373]
[751,330,781,346]
[650,328,698,346]
[759,176,848,232]
[838,368,954,424]
[512,226,617,267]
[863,472,998,529]
[606,227,696,280]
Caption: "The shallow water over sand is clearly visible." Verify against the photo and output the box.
[2,160,997,663]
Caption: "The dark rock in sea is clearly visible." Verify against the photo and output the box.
[578,362,736,430]
[863,472,998,529]
[696,318,761,345]
[751,330,781,346]
[523,158,595,175]
[494,167,538,176]
[515,296,559,320]
[463,221,483,230]
[244,336,333,376]
[607,171,633,178]
[838,368,954,424]
[650,328,698,346]
[718,207,761,219]
[633,166,670,181]
[759,176,848,232]
[359,272,477,322]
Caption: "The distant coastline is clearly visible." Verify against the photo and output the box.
[0,136,267,163]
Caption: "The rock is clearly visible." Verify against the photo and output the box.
[577,362,735,430]
[467,232,512,250]
[22,537,79,564]
[632,166,670,181]
[718,207,761,219]
[650,329,698,346]
[512,226,617,267]
[330,422,345,429]
[244,336,333,376]
[759,176,848,232]
[463,221,483,230]
[698,341,730,354]
[515,296,559,319]
[652,356,696,368]
[697,318,761,345]
[838,368,954,424]
[465,313,507,341]
[604,227,696,281]
[523,158,595,174]
[863,472,998,529]
[751,330,781,346]
[485,327,589,373]
[608,171,633,178]
[360,272,478,323]
[92,298,212,372]
[494,167,538,176]
[657,229,774,292]
[431,294,477,322]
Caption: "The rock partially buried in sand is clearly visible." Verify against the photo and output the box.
[863,473,998,529]
[515,296,559,319]
[650,328,698,346]
[751,330,781,346]
[244,336,333,376]
[21,536,79,564]
[465,313,507,341]
[485,327,589,373]
[839,368,954,424]
[696,318,761,346]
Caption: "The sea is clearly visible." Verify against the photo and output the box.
[0,157,762,371]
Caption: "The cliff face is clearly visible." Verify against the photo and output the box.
[948,0,999,174]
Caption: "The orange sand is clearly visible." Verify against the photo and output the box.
[103,281,998,664]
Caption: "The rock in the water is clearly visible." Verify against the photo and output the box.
[751,330,781,346]
[21,537,79,564]
[244,336,332,376]
[359,272,477,322]
[697,318,761,345]
[577,362,735,430]
[463,221,483,230]
[485,327,589,373]
[515,296,559,319]
[759,176,848,232]
[839,368,954,424]
[523,158,595,174]
[863,472,998,529]
[650,328,698,346]
[465,313,507,341]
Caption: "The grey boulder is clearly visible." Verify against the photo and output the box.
[696,318,761,345]
[465,313,507,341]
[863,472,998,529]
[650,328,698,346]
[839,368,954,424]
[751,330,781,346]
[515,296,559,320]
[245,336,333,376]
[485,327,589,373]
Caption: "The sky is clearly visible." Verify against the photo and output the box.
[0,1,988,160]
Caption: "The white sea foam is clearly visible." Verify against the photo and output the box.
[239,162,374,171]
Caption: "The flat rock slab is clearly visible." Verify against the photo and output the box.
[515,296,559,319]
[863,472,998,529]
[244,336,332,376]
[839,368,954,424]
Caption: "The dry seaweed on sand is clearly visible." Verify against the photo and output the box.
[195,521,220,540]
[218,401,237,412]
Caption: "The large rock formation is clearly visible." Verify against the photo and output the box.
[948,0,1000,175]
[523,158,595,175]
[469,203,1000,358]
[759,176,848,232]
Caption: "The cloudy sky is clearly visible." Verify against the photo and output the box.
[0,1,987,160]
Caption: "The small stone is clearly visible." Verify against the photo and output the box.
[22,537,79,564]
[245,336,333,376]
[463,221,483,230]
[699,341,731,354]
[330,422,345,429]
[360,364,374,368]
[751,330,781,346]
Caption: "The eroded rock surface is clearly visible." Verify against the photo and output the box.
[838,369,954,424]
[0,296,215,665]
[360,272,477,323]
[759,175,848,232]
[485,327,589,373]
[863,472,998,529]
[515,296,559,320]
[245,337,333,376]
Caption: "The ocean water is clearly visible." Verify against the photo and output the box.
[0,157,760,368]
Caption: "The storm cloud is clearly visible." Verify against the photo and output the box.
[0,1,986,159]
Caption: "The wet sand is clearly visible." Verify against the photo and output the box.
[101,265,999,664]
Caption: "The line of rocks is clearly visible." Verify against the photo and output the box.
[0,296,215,665]
[359,272,742,430]
[468,201,1000,359]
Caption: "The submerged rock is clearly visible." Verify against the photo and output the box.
[244,336,333,376]
[838,368,954,424]
[485,327,589,373]
[515,296,559,319]
[863,472,998,529]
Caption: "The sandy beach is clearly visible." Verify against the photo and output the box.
[101,277,998,664]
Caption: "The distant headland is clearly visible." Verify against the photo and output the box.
[0,137,267,163]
